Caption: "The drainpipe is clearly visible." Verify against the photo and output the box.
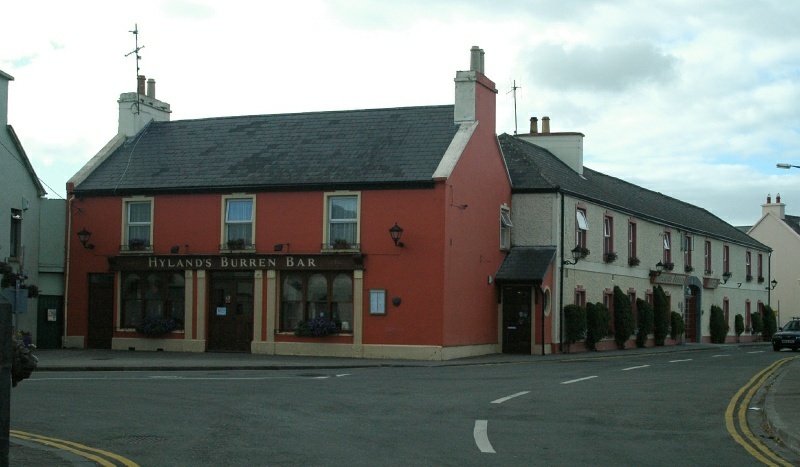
[558,192,565,353]
[63,195,74,348]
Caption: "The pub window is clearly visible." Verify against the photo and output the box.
[745,251,752,279]
[723,245,730,274]
[223,195,255,250]
[121,272,184,330]
[280,271,354,332]
[683,233,694,269]
[663,232,671,264]
[123,198,153,252]
[603,216,613,257]
[324,193,360,250]
[757,254,763,280]
[627,221,637,262]
[704,240,712,274]
[370,290,387,315]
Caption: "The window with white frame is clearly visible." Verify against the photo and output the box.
[628,221,637,262]
[663,232,672,265]
[723,245,730,274]
[223,196,254,249]
[603,216,614,258]
[683,234,694,270]
[123,199,153,251]
[576,208,588,248]
[746,251,752,280]
[500,207,512,250]
[325,193,359,250]
[704,240,712,274]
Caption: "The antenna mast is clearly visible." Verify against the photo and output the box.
[124,24,145,115]
[507,80,522,135]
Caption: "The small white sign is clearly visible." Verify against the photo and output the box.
[47,309,57,322]
[216,307,227,316]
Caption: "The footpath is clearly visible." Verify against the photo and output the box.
[7,342,799,465]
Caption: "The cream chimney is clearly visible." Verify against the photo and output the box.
[530,117,538,134]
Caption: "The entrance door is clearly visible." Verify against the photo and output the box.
[87,274,114,349]
[502,286,532,354]
[208,272,254,352]
[685,292,697,343]
[36,295,63,349]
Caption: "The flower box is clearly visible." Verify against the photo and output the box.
[604,252,618,263]
[628,257,640,267]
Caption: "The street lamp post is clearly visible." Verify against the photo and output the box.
[777,163,800,169]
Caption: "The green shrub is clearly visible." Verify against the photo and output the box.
[652,285,669,346]
[635,298,654,348]
[709,305,727,344]
[564,304,587,348]
[586,302,611,351]
[762,305,777,341]
[734,314,744,341]
[613,286,635,349]
[751,311,763,338]
[670,311,684,341]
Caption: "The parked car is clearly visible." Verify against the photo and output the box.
[772,319,800,351]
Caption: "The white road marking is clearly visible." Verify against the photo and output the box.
[474,420,496,453]
[491,391,530,404]
[621,365,650,371]
[669,359,693,363]
[711,354,730,358]
[561,376,598,385]
[747,351,764,354]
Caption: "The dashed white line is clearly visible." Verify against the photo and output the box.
[621,365,650,371]
[748,351,764,354]
[491,391,530,404]
[561,376,598,385]
[669,359,693,363]
[474,420,496,453]
[712,354,731,358]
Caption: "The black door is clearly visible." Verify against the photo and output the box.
[36,295,63,349]
[87,274,114,349]
[502,286,532,354]
[208,272,254,352]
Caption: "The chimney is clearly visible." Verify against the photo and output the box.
[542,116,551,133]
[0,70,13,129]
[762,193,786,220]
[118,75,171,137]
[454,46,497,129]
[529,117,538,134]
[517,115,585,176]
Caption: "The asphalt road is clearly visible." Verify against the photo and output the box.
[9,347,792,466]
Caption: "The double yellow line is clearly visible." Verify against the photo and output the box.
[725,356,798,466]
[10,430,139,467]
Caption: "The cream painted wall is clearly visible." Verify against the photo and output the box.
[749,212,800,327]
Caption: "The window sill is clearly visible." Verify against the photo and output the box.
[219,248,257,254]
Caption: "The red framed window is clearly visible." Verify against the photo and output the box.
[575,288,586,307]
[758,254,763,281]
[604,289,614,333]
[745,251,752,280]
[603,216,614,258]
[704,240,712,274]
[683,234,693,270]
[722,245,730,274]
[628,221,637,263]
[663,232,672,265]
[576,208,588,249]
[723,298,730,331]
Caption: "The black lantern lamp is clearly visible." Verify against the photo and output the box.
[654,261,665,276]
[563,245,583,265]
[77,228,95,249]
[389,223,404,247]
[722,271,732,284]
[768,279,778,290]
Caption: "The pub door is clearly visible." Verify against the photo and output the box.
[685,286,699,343]
[502,286,532,354]
[87,274,114,349]
[208,271,254,352]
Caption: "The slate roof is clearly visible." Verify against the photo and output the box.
[495,246,557,283]
[74,105,459,195]
[782,215,800,236]
[499,134,769,251]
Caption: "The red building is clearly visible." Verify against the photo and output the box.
[64,47,522,359]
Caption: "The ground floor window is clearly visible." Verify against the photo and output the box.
[121,272,185,329]
[280,271,353,332]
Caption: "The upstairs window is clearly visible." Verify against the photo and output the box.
[576,208,588,249]
[325,193,359,250]
[627,221,637,262]
[500,207,512,250]
[663,232,672,264]
[723,245,730,274]
[123,199,153,252]
[9,209,21,259]
[704,240,712,274]
[683,234,694,270]
[758,254,763,280]
[603,216,614,257]
[223,196,254,250]
[746,251,752,279]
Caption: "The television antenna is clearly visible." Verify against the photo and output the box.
[124,24,145,114]
[507,80,522,135]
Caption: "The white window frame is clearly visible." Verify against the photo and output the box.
[323,192,360,250]
[663,232,671,263]
[221,194,256,251]
[500,206,512,250]
[121,197,154,253]
[576,208,588,247]
[603,216,613,255]
[370,289,387,315]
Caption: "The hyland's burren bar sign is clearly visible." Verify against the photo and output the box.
[109,254,363,271]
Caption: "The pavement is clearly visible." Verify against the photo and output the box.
[6,342,799,465]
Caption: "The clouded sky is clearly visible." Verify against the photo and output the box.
[2,0,799,226]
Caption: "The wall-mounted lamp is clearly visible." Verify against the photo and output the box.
[652,261,665,277]
[392,297,402,307]
[274,243,290,252]
[170,245,181,254]
[389,223,404,247]
[767,279,778,290]
[77,228,95,249]
[722,271,732,284]
[562,245,583,265]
